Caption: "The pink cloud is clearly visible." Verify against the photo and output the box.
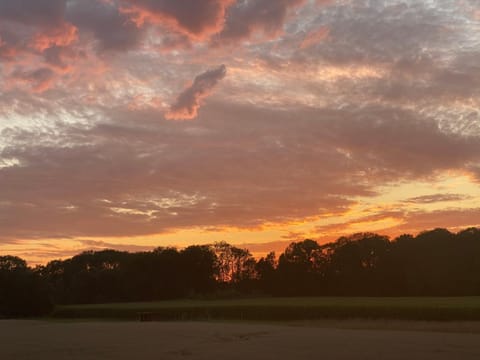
[30,22,77,52]
[120,0,235,40]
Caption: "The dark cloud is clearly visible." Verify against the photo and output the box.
[166,65,227,120]
[66,0,144,51]
[215,0,306,43]
[0,0,314,56]
[11,67,56,92]
[0,3,79,94]
[0,0,66,27]
[43,45,84,70]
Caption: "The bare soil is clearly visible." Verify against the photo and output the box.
[2,319,480,359]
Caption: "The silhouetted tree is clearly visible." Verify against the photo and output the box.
[256,251,277,293]
[325,233,390,295]
[213,242,256,284]
[0,256,52,317]
[180,245,218,295]
[5,226,480,312]
[277,239,326,295]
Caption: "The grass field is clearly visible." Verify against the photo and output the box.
[51,297,480,322]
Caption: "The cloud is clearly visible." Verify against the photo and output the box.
[66,0,145,51]
[120,0,235,40]
[0,33,17,60]
[404,194,472,204]
[42,45,83,70]
[302,1,458,65]
[215,0,306,44]
[29,22,78,52]
[10,67,56,93]
[2,102,480,241]
[299,26,329,49]
[166,65,227,120]
[0,4,77,62]
[78,239,156,253]
[0,0,78,58]
[313,207,480,239]
[387,208,480,236]
[321,106,480,176]
[0,2,81,93]
[0,0,66,27]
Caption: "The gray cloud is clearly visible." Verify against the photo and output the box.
[215,0,306,44]
[166,65,227,120]
[66,0,144,51]
[296,1,465,64]
[0,0,66,27]
[11,67,56,92]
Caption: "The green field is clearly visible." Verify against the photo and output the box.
[51,297,480,322]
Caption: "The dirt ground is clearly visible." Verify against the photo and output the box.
[2,319,480,360]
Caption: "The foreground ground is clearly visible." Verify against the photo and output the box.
[3,320,480,360]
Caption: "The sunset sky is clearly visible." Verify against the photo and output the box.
[1,0,479,264]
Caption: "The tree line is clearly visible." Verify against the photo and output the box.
[2,227,480,317]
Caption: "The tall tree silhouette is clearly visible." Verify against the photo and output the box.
[0,256,52,317]
[277,239,326,295]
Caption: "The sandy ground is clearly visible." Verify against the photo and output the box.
[2,320,480,360]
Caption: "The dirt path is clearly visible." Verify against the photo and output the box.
[2,320,480,359]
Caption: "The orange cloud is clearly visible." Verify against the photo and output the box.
[30,22,78,51]
[120,0,235,40]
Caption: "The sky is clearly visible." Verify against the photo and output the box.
[0,0,479,264]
